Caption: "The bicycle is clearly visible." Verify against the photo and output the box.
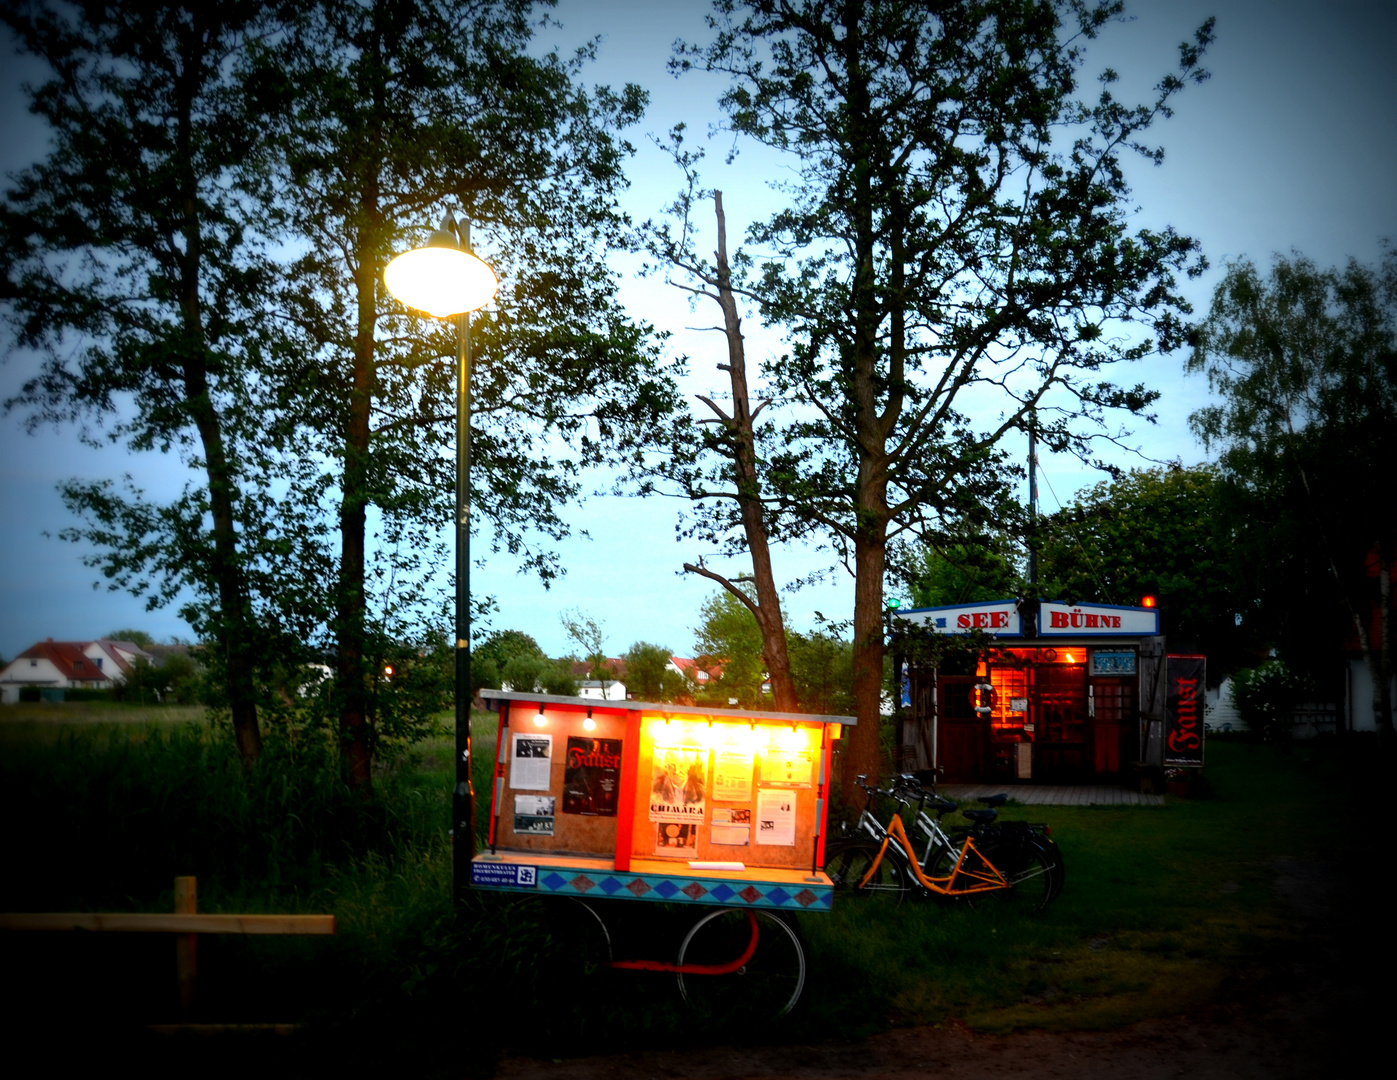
[828,775,1061,912]
[896,771,1065,908]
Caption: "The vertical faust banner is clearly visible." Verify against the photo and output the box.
[1164,655,1206,767]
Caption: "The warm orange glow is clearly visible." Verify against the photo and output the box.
[533,713,547,727]
[582,717,596,731]
[1141,595,1157,608]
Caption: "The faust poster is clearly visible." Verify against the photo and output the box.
[563,736,622,817]
[1164,654,1206,768]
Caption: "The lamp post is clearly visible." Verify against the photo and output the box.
[385,211,498,903]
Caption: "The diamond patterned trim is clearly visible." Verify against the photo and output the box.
[470,860,832,911]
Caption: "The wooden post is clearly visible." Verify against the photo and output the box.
[174,876,196,1018]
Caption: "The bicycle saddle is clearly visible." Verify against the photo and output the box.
[962,808,998,824]
[977,793,1009,808]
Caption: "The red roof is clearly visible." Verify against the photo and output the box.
[16,641,110,683]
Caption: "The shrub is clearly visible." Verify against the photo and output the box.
[1230,659,1310,745]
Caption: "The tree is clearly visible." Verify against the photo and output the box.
[561,609,611,693]
[908,542,1020,609]
[693,589,769,707]
[105,629,156,649]
[787,630,853,716]
[674,0,1213,794]
[1035,464,1257,674]
[0,0,319,766]
[474,629,545,694]
[624,641,687,701]
[641,161,798,711]
[1187,251,1397,733]
[257,0,678,787]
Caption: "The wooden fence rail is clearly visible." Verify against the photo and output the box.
[0,875,335,1026]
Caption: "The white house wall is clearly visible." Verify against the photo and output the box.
[1346,657,1396,733]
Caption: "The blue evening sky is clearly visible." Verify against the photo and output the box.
[2,0,1394,661]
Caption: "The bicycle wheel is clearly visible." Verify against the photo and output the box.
[974,835,1058,912]
[826,839,911,905]
[676,908,806,1024]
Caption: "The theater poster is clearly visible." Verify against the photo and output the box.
[562,736,622,817]
[1164,654,1206,768]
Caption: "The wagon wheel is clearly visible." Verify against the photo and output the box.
[525,895,613,980]
[675,908,807,1025]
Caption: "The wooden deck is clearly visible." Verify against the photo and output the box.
[938,783,1164,807]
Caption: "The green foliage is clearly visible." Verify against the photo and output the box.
[1230,660,1310,746]
[561,609,610,684]
[474,629,545,694]
[1037,464,1255,673]
[693,589,768,707]
[539,660,579,697]
[910,543,1021,609]
[669,1,1214,785]
[105,629,155,648]
[787,631,853,716]
[0,0,326,761]
[624,641,686,702]
[1187,250,1397,720]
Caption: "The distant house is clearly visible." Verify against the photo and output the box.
[668,657,724,688]
[0,637,155,704]
[577,679,627,700]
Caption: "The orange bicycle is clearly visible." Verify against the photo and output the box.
[829,776,1060,911]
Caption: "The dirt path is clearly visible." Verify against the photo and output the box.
[495,856,1378,1079]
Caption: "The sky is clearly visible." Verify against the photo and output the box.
[1,0,1395,663]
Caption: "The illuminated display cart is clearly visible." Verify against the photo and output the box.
[471,689,854,1019]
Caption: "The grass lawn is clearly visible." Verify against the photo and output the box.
[799,738,1345,1039]
[0,707,1382,1073]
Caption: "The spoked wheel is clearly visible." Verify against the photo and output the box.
[676,908,807,1024]
[538,896,614,977]
[826,840,911,905]
[970,836,1058,913]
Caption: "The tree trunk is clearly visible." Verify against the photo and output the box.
[841,495,889,802]
[712,191,798,713]
[1374,551,1393,738]
[174,19,259,765]
[338,221,378,795]
[682,191,799,712]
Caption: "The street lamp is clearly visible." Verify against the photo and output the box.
[385,211,498,903]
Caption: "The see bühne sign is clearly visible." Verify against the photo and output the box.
[1039,601,1159,637]
[897,599,1159,637]
[896,601,1023,635]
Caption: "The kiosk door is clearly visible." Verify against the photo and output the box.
[937,676,982,782]
[1089,677,1130,775]
[1034,664,1088,781]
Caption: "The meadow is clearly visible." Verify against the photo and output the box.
[0,702,1382,1075]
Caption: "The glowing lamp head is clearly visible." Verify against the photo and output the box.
[1141,595,1157,609]
[384,214,498,317]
